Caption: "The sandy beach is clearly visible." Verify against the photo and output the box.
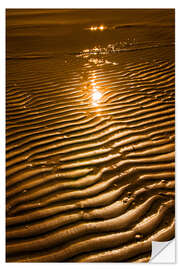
[6,9,175,262]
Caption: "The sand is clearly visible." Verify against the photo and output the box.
[6,9,175,262]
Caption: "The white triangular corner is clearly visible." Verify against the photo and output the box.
[150,239,175,263]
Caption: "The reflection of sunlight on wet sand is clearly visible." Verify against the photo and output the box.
[90,25,105,31]
[81,71,102,107]
[92,90,102,106]
[90,72,102,106]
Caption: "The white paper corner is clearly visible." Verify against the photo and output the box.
[150,239,175,263]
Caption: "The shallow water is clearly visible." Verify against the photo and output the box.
[6,9,175,262]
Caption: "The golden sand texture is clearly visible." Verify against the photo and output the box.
[6,9,175,262]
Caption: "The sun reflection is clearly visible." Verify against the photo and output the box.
[93,90,102,101]
[99,25,104,31]
[92,85,102,106]
[84,72,103,106]
[90,25,105,31]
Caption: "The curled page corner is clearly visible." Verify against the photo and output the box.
[150,239,175,263]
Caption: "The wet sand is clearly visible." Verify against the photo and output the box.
[6,9,175,262]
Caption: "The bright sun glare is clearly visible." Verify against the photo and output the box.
[92,87,102,106]
[89,73,102,106]
[90,25,105,31]
[93,90,102,101]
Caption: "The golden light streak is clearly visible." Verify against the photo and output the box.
[90,25,105,31]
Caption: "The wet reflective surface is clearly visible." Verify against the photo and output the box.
[6,9,175,262]
[90,25,105,31]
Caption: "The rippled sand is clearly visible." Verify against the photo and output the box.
[6,9,175,262]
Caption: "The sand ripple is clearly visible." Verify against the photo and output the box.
[6,52,175,262]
